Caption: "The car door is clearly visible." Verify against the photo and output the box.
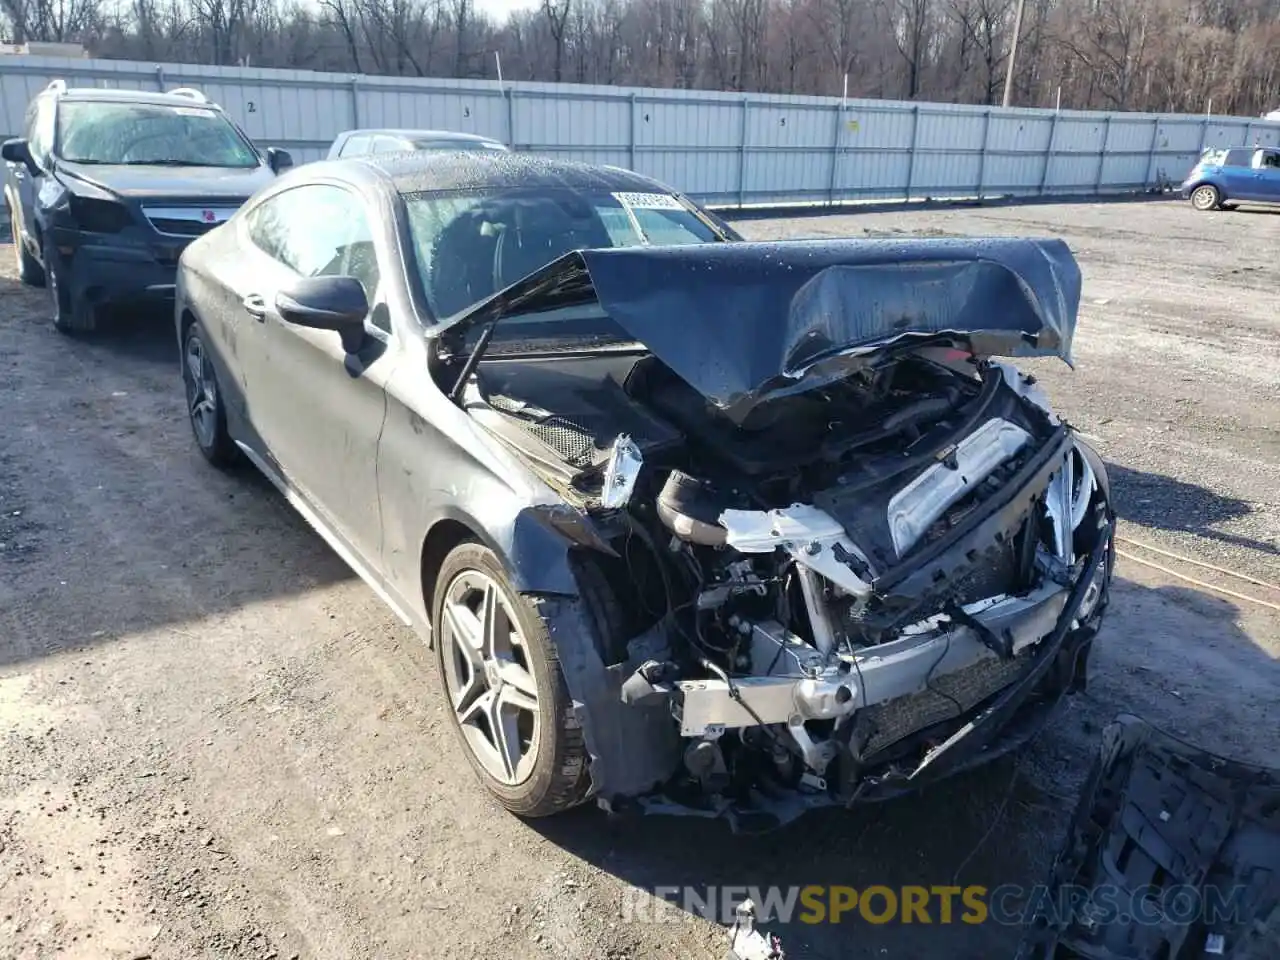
[1218,149,1258,201]
[237,182,397,571]
[9,98,53,252]
[1254,150,1280,202]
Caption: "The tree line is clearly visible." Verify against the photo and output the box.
[3,0,1278,116]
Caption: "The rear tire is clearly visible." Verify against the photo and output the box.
[46,240,98,335]
[1190,184,1221,212]
[432,542,591,818]
[10,207,44,287]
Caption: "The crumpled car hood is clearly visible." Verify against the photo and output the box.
[433,236,1082,424]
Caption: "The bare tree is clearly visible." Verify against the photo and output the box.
[18,0,1279,118]
[541,0,569,80]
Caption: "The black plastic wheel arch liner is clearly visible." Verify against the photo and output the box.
[431,236,1082,425]
[1015,714,1280,960]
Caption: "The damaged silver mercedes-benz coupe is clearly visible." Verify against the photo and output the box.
[175,153,1114,827]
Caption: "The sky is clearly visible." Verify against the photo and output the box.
[474,0,539,22]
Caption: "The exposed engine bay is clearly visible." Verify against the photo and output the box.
[461,342,1114,824]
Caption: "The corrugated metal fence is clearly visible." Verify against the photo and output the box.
[3,54,1279,207]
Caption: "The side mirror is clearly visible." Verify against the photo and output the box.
[275,275,368,353]
[2,138,38,176]
[266,147,294,174]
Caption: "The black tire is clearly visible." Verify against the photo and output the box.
[181,320,239,468]
[1189,184,1221,212]
[432,542,591,817]
[9,206,45,287]
[45,240,98,335]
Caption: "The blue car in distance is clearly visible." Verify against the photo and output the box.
[1181,145,1280,211]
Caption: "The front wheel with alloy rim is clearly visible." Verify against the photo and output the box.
[9,208,44,286]
[432,543,590,817]
[182,321,239,468]
[1190,184,1221,211]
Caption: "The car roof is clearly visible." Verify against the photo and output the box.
[344,128,504,144]
[56,88,222,109]
[344,152,675,196]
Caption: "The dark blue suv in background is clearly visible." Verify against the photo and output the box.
[2,81,292,334]
[1180,145,1280,212]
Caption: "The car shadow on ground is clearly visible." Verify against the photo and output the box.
[530,574,1274,960]
[1105,461,1278,557]
[89,304,183,365]
[0,269,359,671]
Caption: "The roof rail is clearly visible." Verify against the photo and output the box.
[167,87,209,103]
[45,79,67,94]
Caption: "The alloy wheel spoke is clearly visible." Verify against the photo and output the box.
[186,345,204,389]
[486,689,524,780]
[495,659,538,700]
[480,581,503,662]
[441,598,484,668]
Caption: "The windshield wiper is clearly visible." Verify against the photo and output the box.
[120,159,212,166]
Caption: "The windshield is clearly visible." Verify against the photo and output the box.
[405,187,723,329]
[57,101,260,167]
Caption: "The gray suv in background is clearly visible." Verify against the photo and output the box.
[2,81,291,334]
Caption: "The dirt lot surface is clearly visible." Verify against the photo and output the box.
[2,199,1278,960]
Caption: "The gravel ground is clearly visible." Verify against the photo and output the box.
[1,198,1277,960]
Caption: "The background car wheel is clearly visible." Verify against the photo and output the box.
[432,543,590,818]
[9,208,44,287]
[182,321,239,468]
[46,241,98,334]
[1190,185,1221,211]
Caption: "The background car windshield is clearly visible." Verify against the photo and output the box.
[405,187,720,324]
[57,101,259,167]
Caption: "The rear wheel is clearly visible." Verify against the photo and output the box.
[1190,184,1221,212]
[432,543,590,817]
[9,207,44,286]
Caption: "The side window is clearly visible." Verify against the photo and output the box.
[245,185,386,330]
[338,134,370,157]
[371,135,406,155]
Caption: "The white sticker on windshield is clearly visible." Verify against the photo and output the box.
[612,191,684,210]
[173,107,214,117]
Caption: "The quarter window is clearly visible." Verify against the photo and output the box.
[246,184,383,315]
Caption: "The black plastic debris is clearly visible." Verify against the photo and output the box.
[1015,714,1280,959]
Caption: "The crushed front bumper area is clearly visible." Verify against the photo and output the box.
[1016,714,1280,960]
[550,519,1112,830]
[50,228,186,309]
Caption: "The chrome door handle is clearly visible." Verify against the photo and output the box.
[242,293,267,320]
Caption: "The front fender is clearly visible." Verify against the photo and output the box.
[424,499,613,599]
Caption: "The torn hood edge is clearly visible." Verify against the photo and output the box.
[429,236,1082,425]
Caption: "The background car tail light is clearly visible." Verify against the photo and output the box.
[68,196,133,233]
